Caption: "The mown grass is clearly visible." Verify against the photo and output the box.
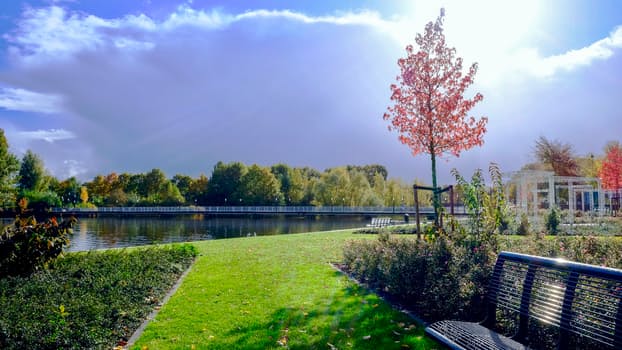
[0,244,197,350]
[133,231,441,349]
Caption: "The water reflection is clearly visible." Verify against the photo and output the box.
[66,215,369,251]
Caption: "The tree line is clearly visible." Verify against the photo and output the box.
[0,130,426,210]
[1,128,619,211]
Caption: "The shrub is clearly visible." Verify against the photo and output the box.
[19,190,61,211]
[0,216,76,277]
[545,206,561,235]
[343,232,496,321]
[0,244,197,349]
[516,213,530,235]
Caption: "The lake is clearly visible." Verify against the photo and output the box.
[0,215,376,251]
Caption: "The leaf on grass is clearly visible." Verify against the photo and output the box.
[363,335,371,340]
[327,342,337,350]
[277,336,288,347]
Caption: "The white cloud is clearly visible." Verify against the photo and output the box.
[18,129,75,143]
[0,88,64,114]
[499,26,622,80]
[62,159,87,178]
[5,6,156,62]
[6,5,393,64]
[527,26,622,78]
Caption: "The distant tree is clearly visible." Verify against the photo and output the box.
[107,188,128,206]
[383,10,487,225]
[158,182,185,206]
[533,136,578,176]
[238,165,282,205]
[372,173,386,201]
[0,129,19,208]
[347,170,380,206]
[287,168,306,205]
[576,153,602,178]
[344,165,388,186]
[600,141,622,190]
[188,174,209,205]
[80,186,89,204]
[206,162,246,205]
[18,150,47,192]
[172,174,194,204]
[85,175,107,206]
[124,174,144,196]
[312,167,350,206]
[57,177,81,206]
[141,169,168,198]
[271,164,292,205]
[271,164,306,205]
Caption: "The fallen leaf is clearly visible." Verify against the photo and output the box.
[363,335,371,340]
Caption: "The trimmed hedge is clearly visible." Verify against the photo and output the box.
[342,233,622,323]
[0,244,197,349]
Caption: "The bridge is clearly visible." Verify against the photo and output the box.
[51,205,465,216]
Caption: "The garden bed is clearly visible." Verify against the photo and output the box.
[0,244,197,349]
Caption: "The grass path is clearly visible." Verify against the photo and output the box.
[132,230,441,349]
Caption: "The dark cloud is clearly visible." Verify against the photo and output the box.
[0,5,621,185]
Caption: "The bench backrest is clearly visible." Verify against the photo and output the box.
[487,251,622,348]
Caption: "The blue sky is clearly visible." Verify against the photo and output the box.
[0,0,621,184]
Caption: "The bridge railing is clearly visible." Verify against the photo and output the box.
[50,205,461,214]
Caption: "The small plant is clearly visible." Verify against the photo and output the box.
[0,215,76,277]
[545,206,561,235]
[516,213,530,236]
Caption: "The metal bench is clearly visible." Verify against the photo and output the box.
[366,217,392,228]
[426,251,622,349]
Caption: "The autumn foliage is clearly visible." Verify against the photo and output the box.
[384,11,487,159]
[383,9,487,221]
[600,143,622,190]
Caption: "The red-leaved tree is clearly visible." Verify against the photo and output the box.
[600,142,622,190]
[383,10,487,224]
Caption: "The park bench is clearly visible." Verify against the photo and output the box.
[425,251,622,349]
[367,217,392,228]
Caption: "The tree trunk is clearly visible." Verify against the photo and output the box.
[430,151,440,228]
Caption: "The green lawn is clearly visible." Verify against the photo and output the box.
[132,230,441,349]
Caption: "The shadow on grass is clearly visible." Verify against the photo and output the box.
[218,278,441,350]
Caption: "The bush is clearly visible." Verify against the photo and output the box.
[0,216,76,277]
[516,213,530,235]
[343,232,495,321]
[545,207,561,235]
[19,190,61,211]
[343,164,622,325]
[0,244,197,349]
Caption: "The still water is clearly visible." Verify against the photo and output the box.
[10,215,369,251]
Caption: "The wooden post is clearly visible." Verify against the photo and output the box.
[450,185,455,232]
[414,185,421,239]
